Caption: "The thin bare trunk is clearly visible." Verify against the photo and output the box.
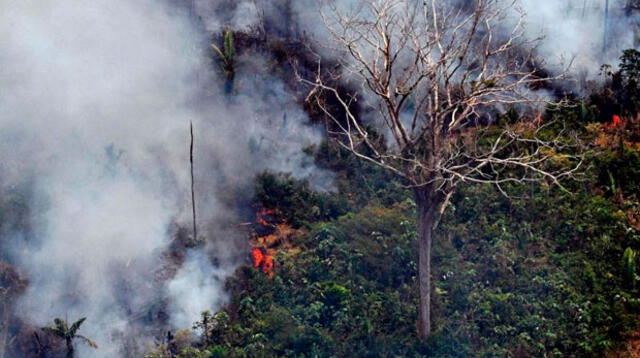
[190,121,197,240]
[0,300,8,358]
[66,337,74,358]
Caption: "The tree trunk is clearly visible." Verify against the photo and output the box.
[190,121,197,241]
[66,337,74,358]
[0,299,9,358]
[224,73,235,95]
[415,188,436,340]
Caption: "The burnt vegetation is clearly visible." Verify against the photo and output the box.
[3,1,640,358]
[150,5,640,355]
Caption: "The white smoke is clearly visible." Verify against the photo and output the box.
[0,0,330,356]
[167,250,230,329]
[4,0,635,356]
[293,0,639,77]
[517,0,638,76]
[193,0,261,32]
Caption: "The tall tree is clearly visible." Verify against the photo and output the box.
[41,317,97,358]
[301,0,582,339]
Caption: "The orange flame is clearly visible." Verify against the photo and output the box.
[613,114,622,127]
[250,207,288,278]
[250,248,263,268]
[249,248,274,277]
[262,255,274,278]
[256,208,276,227]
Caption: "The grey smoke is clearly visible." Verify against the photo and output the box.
[517,0,638,75]
[193,0,638,73]
[193,0,260,32]
[0,0,331,356]
[303,0,640,76]
[167,250,230,329]
[2,0,636,356]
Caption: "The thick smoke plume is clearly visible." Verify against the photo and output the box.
[517,0,639,75]
[197,0,639,77]
[1,0,637,357]
[0,0,329,356]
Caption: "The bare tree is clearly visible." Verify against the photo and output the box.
[299,0,583,339]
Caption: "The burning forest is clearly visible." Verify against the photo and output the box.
[1,0,640,357]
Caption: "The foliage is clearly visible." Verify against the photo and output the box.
[211,28,236,93]
[253,172,347,228]
[41,317,97,358]
[137,49,640,358]
[622,247,637,284]
[211,168,640,357]
[598,49,640,118]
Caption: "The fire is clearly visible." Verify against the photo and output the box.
[249,247,274,277]
[262,255,274,278]
[256,208,276,227]
[613,114,622,127]
[590,113,640,149]
[247,207,298,278]
[250,248,263,268]
[601,114,625,131]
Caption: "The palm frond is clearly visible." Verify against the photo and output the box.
[69,317,87,336]
[210,44,225,61]
[76,334,98,349]
[223,30,235,59]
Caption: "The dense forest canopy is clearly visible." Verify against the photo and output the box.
[0,0,640,357]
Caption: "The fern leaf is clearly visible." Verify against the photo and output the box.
[69,317,87,336]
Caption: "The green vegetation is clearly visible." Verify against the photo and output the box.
[146,50,640,357]
[41,318,97,358]
[211,28,236,94]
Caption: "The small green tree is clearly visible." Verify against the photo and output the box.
[192,311,212,346]
[211,28,236,94]
[603,49,640,117]
[41,317,97,358]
